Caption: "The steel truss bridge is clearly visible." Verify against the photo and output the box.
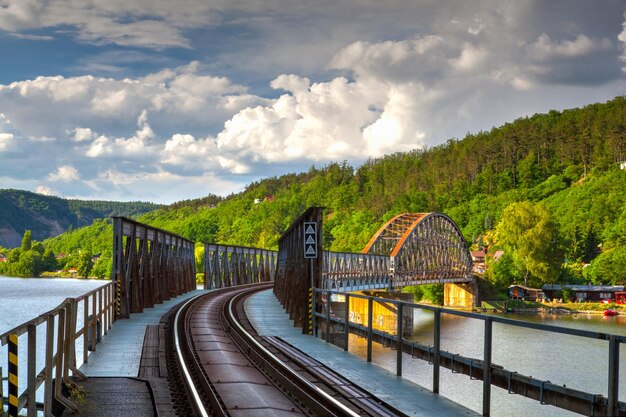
[322,212,473,292]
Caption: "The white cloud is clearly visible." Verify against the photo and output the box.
[0,62,265,139]
[0,133,14,151]
[72,127,96,142]
[85,135,111,158]
[35,185,55,195]
[0,0,218,49]
[450,43,488,72]
[85,110,156,158]
[161,133,217,167]
[48,165,79,182]
[510,77,536,91]
[0,0,43,31]
[0,2,625,203]
[9,32,53,41]
[529,34,612,60]
[86,168,242,203]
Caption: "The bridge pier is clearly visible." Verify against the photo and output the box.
[443,279,478,308]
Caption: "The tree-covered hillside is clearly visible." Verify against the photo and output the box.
[0,189,162,247]
[4,96,625,289]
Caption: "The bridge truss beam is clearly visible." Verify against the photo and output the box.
[274,207,323,331]
[364,212,473,287]
[113,217,195,319]
[203,243,277,289]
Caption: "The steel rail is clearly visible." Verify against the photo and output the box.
[174,284,368,416]
[226,289,361,417]
[173,293,211,417]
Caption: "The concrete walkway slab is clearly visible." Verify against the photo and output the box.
[245,289,478,417]
[80,290,206,377]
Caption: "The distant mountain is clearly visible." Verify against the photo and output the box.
[0,189,162,247]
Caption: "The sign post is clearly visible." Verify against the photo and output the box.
[304,222,317,335]
[303,222,317,259]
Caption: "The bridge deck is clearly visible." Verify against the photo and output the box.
[72,290,207,417]
[72,287,476,416]
[80,289,206,377]
[245,289,478,417]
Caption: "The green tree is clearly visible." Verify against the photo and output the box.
[194,245,205,273]
[32,242,45,255]
[41,249,58,271]
[495,201,562,286]
[77,251,94,278]
[584,247,626,285]
[484,251,522,288]
[92,255,112,279]
[7,248,21,263]
[14,250,42,277]
[21,230,32,252]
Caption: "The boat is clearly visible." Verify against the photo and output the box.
[603,308,617,317]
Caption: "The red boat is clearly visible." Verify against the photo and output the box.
[604,309,617,317]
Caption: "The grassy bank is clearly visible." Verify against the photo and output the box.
[503,299,625,313]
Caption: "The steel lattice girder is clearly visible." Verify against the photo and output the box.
[363,213,472,284]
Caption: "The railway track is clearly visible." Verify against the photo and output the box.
[171,283,407,417]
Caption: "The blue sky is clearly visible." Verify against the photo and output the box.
[0,0,625,203]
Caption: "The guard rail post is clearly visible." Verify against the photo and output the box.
[344,294,350,351]
[27,324,36,417]
[326,290,331,343]
[7,334,17,417]
[397,303,403,377]
[483,317,493,416]
[367,298,373,362]
[0,365,3,413]
[433,309,441,394]
[44,315,54,416]
[83,296,89,364]
[607,335,620,416]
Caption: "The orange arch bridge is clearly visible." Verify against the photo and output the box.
[362,212,473,288]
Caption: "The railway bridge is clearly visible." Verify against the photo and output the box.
[1,208,624,417]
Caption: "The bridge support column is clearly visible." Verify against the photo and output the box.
[443,280,478,308]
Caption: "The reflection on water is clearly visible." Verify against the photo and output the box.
[346,308,626,417]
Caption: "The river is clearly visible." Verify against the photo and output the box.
[348,308,626,416]
[2,277,625,416]
[0,275,108,409]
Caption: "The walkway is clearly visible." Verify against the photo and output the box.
[69,289,206,417]
[80,289,206,377]
[70,287,476,416]
[245,289,478,417]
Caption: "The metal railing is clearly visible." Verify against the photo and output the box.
[313,288,625,417]
[321,251,390,291]
[203,243,277,289]
[0,282,115,417]
[113,217,195,319]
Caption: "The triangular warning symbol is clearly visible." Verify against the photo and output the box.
[305,225,315,234]
[306,245,316,255]
[306,235,316,244]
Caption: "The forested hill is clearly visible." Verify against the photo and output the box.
[0,189,162,247]
[20,96,626,288]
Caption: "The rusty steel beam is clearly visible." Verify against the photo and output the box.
[362,212,472,287]
[112,217,195,319]
[203,243,277,290]
[321,251,390,291]
[274,207,323,332]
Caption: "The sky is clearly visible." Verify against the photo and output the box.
[0,1,625,204]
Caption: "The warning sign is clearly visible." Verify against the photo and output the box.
[304,222,317,258]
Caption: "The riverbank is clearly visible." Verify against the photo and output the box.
[500,300,624,315]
